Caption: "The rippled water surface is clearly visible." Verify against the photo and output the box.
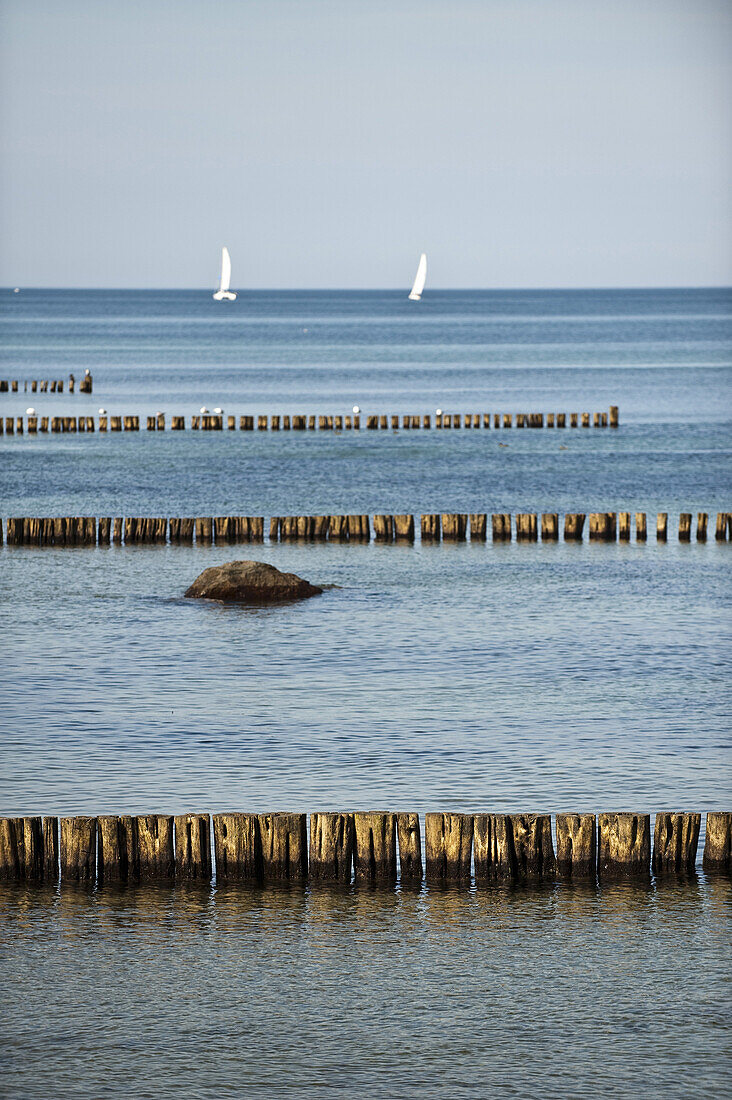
[1,289,730,1098]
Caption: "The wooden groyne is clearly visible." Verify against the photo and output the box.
[0,404,618,435]
[2,510,730,547]
[0,810,728,885]
[0,372,92,395]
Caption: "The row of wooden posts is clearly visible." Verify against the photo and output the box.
[0,406,618,435]
[3,510,731,547]
[0,373,92,394]
[0,811,729,885]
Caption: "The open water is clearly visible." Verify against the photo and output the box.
[1,289,731,1098]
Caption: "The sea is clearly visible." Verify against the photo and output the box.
[0,288,730,1099]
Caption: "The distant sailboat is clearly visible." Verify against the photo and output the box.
[213,247,236,301]
[408,253,427,301]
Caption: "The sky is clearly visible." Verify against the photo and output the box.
[0,0,730,288]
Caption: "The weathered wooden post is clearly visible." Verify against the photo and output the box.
[380,414,389,429]
[146,416,156,431]
[546,413,554,428]
[0,819,25,879]
[702,812,731,873]
[715,512,727,541]
[44,817,58,880]
[195,517,213,543]
[213,813,261,881]
[353,812,397,883]
[516,513,538,541]
[491,513,511,541]
[470,513,487,540]
[441,514,467,541]
[652,813,700,874]
[174,814,211,879]
[396,813,422,882]
[657,512,668,542]
[696,513,708,542]
[425,813,472,882]
[598,813,651,877]
[678,513,692,542]
[257,813,307,881]
[475,814,555,881]
[394,514,415,542]
[563,513,586,541]
[309,812,354,882]
[135,815,174,879]
[541,513,559,541]
[556,814,597,878]
[421,514,441,541]
[502,413,512,428]
[634,512,647,542]
[97,815,137,882]
[373,515,394,542]
[609,405,619,427]
[60,816,97,882]
[557,413,566,428]
[581,412,590,427]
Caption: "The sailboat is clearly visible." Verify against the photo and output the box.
[213,247,237,301]
[408,253,427,301]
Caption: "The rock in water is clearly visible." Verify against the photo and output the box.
[184,560,322,604]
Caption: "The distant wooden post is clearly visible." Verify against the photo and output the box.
[396,813,422,882]
[353,812,397,883]
[609,405,619,427]
[441,514,467,541]
[702,812,731,873]
[425,813,473,882]
[213,813,261,882]
[541,513,559,541]
[715,512,727,541]
[373,515,394,542]
[60,816,97,882]
[696,513,707,542]
[258,813,307,881]
[582,412,590,427]
[652,813,700,874]
[657,513,668,542]
[678,513,692,542]
[393,514,415,542]
[421,514,441,541]
[598,813,651,877]
[556,814,596,878]
[618,512,631,541]
[470,513,487,541]
[309,812,354,882]
[636,512,647,541]
[492,513,512,541]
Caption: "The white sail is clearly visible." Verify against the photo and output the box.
[408,253,427,300]
[213,246,237,300]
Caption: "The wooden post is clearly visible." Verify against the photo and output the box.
[555,814,597,878]
[635,512,647,542]
[609,405,619,427]
[146,416,156,430]
[474,814,555,881]
[396,813,422,882]
[312,515,329,541]
[353,812,397,883]
[696,513,707,542]
[715,512,727,541]
[617,512,631,541]
[563,513,585,541]
[657,513,668,542]
[257,813,307,881]
[582,412,590,427]
[380,414,389,429]
[309,812,354,882]
[0,819,25,879]
[470,513,487,541]
[136,815,174,879]
[112,518,123,544]
[502,414,512,428]
[44,817,58,880]
[652,813,700,874]
[678,513,692,542]
[516,513,538,541]
[195,517,213,543]
[373,515,394,542]
[328,515,348,541]
[441,514,467,541]
[424,813,472,882]
[97,815,137,882]
[598,813,651,877]
[174,814,211,879]
[541,513,559,541]
[60,816,96,882]
[491,513,512,541]
[393,514,415,542]
[212,813,261,881]
[421,514,441,541]
[702,812,731,873]
[546,413,554,428]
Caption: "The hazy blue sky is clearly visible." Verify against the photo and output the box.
[1,0,730,288]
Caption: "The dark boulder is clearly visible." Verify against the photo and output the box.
[184,560,322,604]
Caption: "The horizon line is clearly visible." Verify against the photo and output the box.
[3,284,732,293]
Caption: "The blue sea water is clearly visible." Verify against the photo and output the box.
[0,288,730,1099]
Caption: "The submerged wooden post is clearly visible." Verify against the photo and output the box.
[598,813,651,877]
[212,813,261,882]
[441,514,467,541]
[474,814,555,881]
[373,515,394,542]
[257,813,307,881]
[470,513,487,541]
[516,513,538,541]
[353,812,397,883]
[97,815,137,882]
[636,512,647,541]
[424,813,472,882]
[555,814,597,878]
[652,813,700,874]
[174,814,212,880]
[421,514,441,541]
[563,513,586,541]
[393,514,415,542]
[396,813,422,882]
[0,818,25,879]
[618,512,631,541]
[678,513,692,542]
[657,513,668,542]
[715,512,727,541]
[60,816,97,882]
[309,812,354,882]
[541,513,559,541]
[609,405,619,427]
[702,812,732,873]
[696,513,707,542]
[136,815,174,879]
